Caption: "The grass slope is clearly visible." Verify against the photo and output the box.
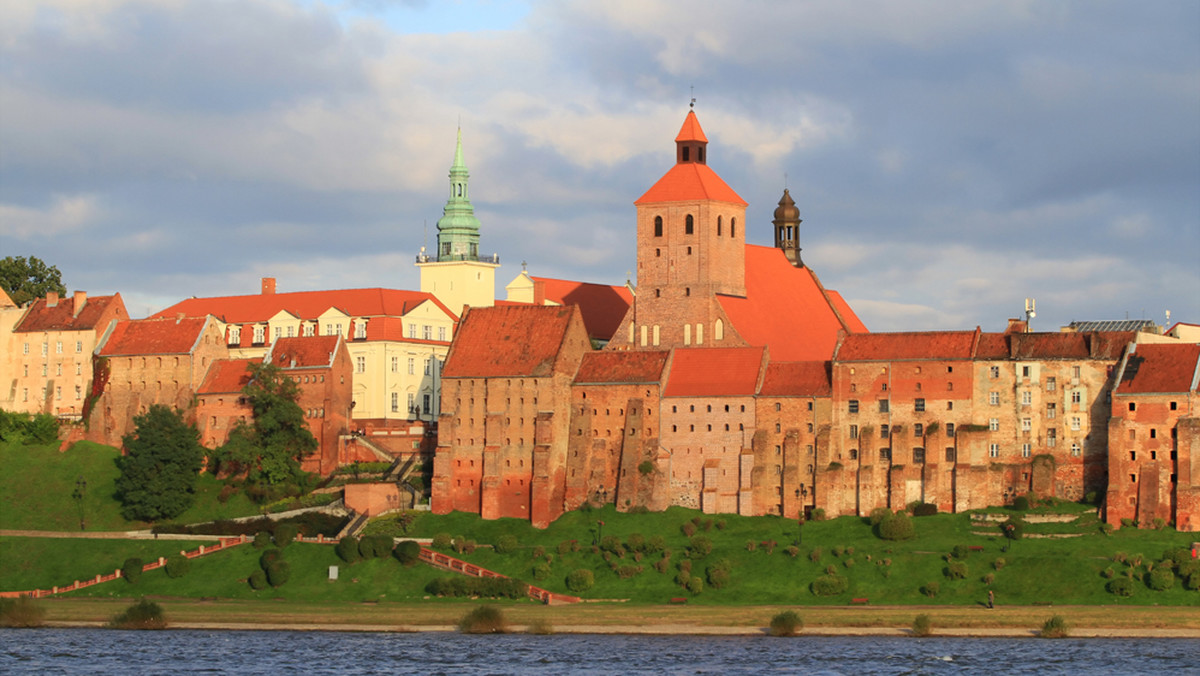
[0,440,259,531]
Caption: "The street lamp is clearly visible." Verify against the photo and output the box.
[72,475,87,531]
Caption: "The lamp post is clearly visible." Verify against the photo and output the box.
[597,520,605,545]
[72,475,87,531]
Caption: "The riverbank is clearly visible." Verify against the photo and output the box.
[26,599,1200,638]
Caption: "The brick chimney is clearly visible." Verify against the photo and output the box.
[262,277,276,295]
[73,290,87,316]
[46,291,59,307]
[1005,318,1028,335]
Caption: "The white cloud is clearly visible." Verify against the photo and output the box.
[0,194,101,238]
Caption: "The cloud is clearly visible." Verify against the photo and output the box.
[0,194,100,238]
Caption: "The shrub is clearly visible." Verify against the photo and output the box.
[1148,567,1175,591]
[832,545,845,557]
[1152,517,1167,530]
[912,503,938,517]
[458,605,507,634]
[675,570,691,586]
[785,546,799,558]
[616,564,644,579]
[626,533,646,553]
[982,573,995,585]
[810,508,826,521]
[945,561,968,580]
[336,536,361,564]
[868,507,891,526]
[1107,577,1134,597]
[1102,567,1116,579]
[706,559,732,589]
[843,558,855,569]
[1178,560,1200,579]
[1001,518,1024,541]
[531,545,546,560]
[746,540,758,552]
[253,531,272,549]
[110,599,166,629]
[122,557,144,584]
[811,574,848,597]
[1012,496,1030,511]
[0,598,46,628]
[686,576,704,595]
[360,534,394,559]
[702,519,714,532]
[769,610,803,637]
[681,522,697,537]
[165,555,190,579]
[526,618,554,635]
[654,558,670,574]
[566,569,594,593]
[646,535,665,553]
[993,557,1006,571]
[1186,573,1200,591]
[274,523,299,548]
[532,561,551,580]
[1100,522,1115,535]
[920,582,940,598]
[951,544,969,560]
[1120,518,1137,528]
[637,460,655,475]
[809,547,823,563]
[911,614,932,638]
[688,535,713,559]
[393,540,421,566]
[425,577,527,599]
[495,534,518,554]
[266,560,291,587]
[1041,615,1069,638]
[716,519,727,530]
[878,513,916,541]
[259,548,283,570]
[432,533,452,550]
[248,570,268,590]
[826,564,837,575]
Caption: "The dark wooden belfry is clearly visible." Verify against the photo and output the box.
[675,110,708,165]
[773,188,803,267]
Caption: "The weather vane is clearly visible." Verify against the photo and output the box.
[690,85,695,109]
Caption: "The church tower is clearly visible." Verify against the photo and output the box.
[417,129,499,314]
[611,108,749,350]
[772,188,803,267]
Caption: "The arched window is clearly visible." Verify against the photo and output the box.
[684,324,692,345]
[685,214,694,234]
[654,216,663,237]
[717,215,723,236]
[714,318,724,340]
[730,217,737,237]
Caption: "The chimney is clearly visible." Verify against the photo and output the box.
[46,291,59,307]
[533,279,546,306]
[1005,318,1027,335]
[73,291,87,317]
[262,277,276,295]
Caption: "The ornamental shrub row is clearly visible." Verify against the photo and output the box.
[425,576,528,599]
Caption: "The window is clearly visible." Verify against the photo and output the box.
[75,385,82,400]
[1071,417,1081,431]
[914,423,924,437]
[717,215,723,235]
[287,325,294,337]
[56,341,63,354]
[438,326,447,341]
[730,217,736,237]
[913,448,925,464]
[422,394,431,414]
[989,443,1000,458]
[1170,401,1178,411]
[1071,442,1081,457]
[1127,402,1136,412]
[355,321,367,339]
[391,357,399,373]
[880,424,890,439]
[1071,391,1082,404]
[22,342,28,355]
[946,423,955,437]
[55,363,62,376]
[407,358,415,375]
[989,418,999,431]
[849,425,858,439]
[1021,418,1031,432]
[1046,377,1056,391]
[848,400,859,414]
[1047,403,1056,419]
[880,447,891,461]
[355,356,366,373]
[55,386,61,400]
[654,216,663,237]
[685,214,694,234]
[423,325,432,340]
[945,447,956,462]
[989,392,1000,406]
[1047,428,1057,447]
[391,393,399,412]
[41,342,47,356]
[408,323,417,339]
[989,365,999,378]
[21,388,27,402]
[253,325,266,344]
[878,400,889,413]
[424,359,431,376]
[1021,443,1031,458]
[1072,365,1081,380]
[1021,365,1031,378]
[303,323,314,337]
[75,363,81,376]
[1021,391,1032,406]
[76,340,83,353]
[914,398,925,412]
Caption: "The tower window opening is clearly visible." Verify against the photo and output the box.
[685,214,694,234]
[654,216,663,237]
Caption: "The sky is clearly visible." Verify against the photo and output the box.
[2,0,1197,333]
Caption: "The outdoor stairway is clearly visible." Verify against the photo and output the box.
[419,548,581,605]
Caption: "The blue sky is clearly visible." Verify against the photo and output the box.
[1,0,1197,333]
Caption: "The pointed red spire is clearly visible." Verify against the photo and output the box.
[675,110,708,143]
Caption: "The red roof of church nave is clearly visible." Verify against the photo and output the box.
[664,347,764,397]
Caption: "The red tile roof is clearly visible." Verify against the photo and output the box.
[574,350,669,384]
[15,293,125,333]
[836,330,979,362]
[675,110,708,143]
[152,287,457,325]
[99,316,212,356]
[268,335,341,369]
[442,305,583,378]
[717,246,867,361]
[974,331,1135,361]
[198,358,259,394]
[635,162,747,206]
[1115,343,1200,394]
[664,347,764,397]
[974,333,1010,360]
[759,361,832,397]
[531,277,632,341]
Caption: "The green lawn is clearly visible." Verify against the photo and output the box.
[0,440,260,531]
[0,537,208,592]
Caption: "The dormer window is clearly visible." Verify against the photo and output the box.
[355,320,367,340]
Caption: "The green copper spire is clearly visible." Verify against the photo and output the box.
[435,128,482,261]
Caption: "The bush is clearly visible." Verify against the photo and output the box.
[248,570,268,590]
[832,545,845,557]
[1148,567,1175,591]
[681,522,697,537]
[259,548,283,570]
[0,597,46,628]
[716,519,727,530]
[911,614,932,638]
[1152,517,1167,530]
[1107,577,1134,597]
[165,554,190,579]
[526,618,554,635]
[993,557,1006,571]
[532,561,551,580]
[624,533,645,553]
[809,547,823,563]
[432,533,452,549]
[1041,615,1069,638]
[1102,567,1116,579]
[982,573,995,585]
[1001,518,1024,540]
[868,507,891,526]
[920,582,940,598]
[1186,573,1200,591]
[646,535,665,553]
[458,605,507,634]
[266,561,291,587]
[945,561,968,580]
[110,599,166,630]
[394,539,422,566]
[785,546,799,558]
[951,544,969,560]
[253,531,272,549]
[616,564,644,579]
[878,513,915,541]
[637,460,655,475]
[122,557,144,584]
[1012,496,1030,511]
[566,569,594,593]
[359,534,394,559]
[811,575,848,597]
[706,559,732,589]
[274,523,299,547]
[912,503,938,517]
[686,576,704,595]
[769,610,803,637]
[336,536,361,564]
[746,540,758,552]
[688,535,713,559]
[495,534,518,554]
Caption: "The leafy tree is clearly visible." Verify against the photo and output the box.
[210,362,317,491]
[115,405,205,522]
[0,256,66,305]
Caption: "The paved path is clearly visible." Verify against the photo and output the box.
[1,529,225,541]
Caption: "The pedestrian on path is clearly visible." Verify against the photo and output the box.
[988,590,995,609]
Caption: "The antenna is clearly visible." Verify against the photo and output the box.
[689,85,695,109]
[1024,297,1036,332]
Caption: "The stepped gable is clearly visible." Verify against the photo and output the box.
[98,316,211,356]
[442,304,580,378]
[759,361,832,397]
[835,329,978,362]
[153,287,458,325]
[574,350,668,384]
[198,358,259,394]
[664,346,764,397]
[635,111,746,206]
[529,276,632,341]
[15,293,123,332]
[1116,343,1200,394]
[715,245,866,362]
[267,335,341,368]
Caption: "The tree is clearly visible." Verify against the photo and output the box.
[115,405,205,522]
[209,362,316,492]
[0,256,66,305]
